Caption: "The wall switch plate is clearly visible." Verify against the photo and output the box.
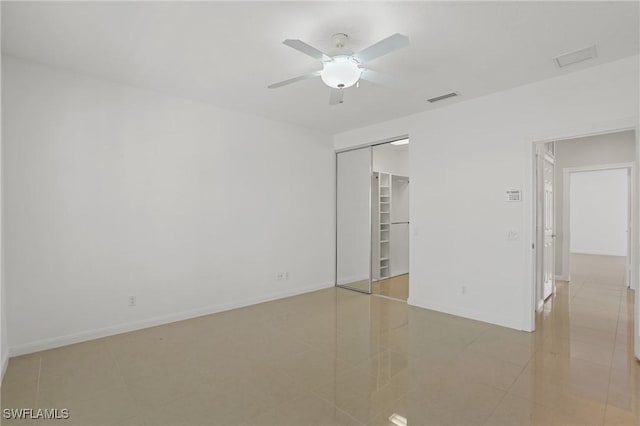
[505,190,522,202]
[128,296,136,307]
[508,229,519,240]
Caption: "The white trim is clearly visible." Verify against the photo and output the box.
[530,118,637,144]
[1,354,8,383]
[562,162,635,286]
[9,281,334,357]
[525,117,639,335]
[335,134,410,154]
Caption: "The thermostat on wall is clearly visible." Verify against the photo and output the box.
[505,190,522,202]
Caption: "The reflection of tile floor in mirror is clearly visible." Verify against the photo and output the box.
[1,254,637,425]
[340,279,370,293]
[373,274,409,301]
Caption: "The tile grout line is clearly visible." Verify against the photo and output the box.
[30,356,43,426]
[34,356,42,404]
[599,274,625,426]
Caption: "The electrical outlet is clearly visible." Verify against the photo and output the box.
[128,296,136,307]
[276,272,290,281]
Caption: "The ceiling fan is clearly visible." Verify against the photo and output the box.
[268,33,410,105]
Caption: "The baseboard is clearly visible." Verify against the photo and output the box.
[9,281,334,357]
[555,274,569,282]
[1,352,8,384]
[407,297,527,332]
[570,252,627,258]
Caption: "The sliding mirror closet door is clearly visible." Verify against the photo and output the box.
[336,147,372,293]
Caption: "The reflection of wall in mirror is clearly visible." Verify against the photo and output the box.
[336,149,372,285]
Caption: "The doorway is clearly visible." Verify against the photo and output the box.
[335,137,410,301]
[534,131,637,308]
[564,166,633,288]
[371,141,410,300]
[532,130,637,344]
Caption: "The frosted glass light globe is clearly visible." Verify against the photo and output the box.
[320,56,362,89]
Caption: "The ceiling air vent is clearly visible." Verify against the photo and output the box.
[553,45,597,68]
[427,92,458,103]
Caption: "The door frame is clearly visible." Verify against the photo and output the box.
[560,163,635,285]
[533,142,556,312]
[526,118,639,342]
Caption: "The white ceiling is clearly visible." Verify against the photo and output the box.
[2,1,638,134]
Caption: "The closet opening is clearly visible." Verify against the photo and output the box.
[371,141,410,301]
[335,137,410,301]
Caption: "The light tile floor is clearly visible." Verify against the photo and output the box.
[372,275,409,301]
[1,254,637,425]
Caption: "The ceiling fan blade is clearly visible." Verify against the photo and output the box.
[268,71,320,89]
[283,39,332,62]
[359,68,396,87]
[329,88,344,105]
[353,33,409,64]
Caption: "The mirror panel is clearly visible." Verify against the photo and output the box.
[336,147,372,293]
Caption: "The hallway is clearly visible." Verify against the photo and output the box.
[524,254,637,425]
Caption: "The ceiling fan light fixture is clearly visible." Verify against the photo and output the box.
[320,56,362,89]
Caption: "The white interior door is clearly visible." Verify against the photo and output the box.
[542,150,556,300]
[536,143,555,305]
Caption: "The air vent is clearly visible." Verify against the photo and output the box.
[553,45,597,68]
[427,92,458,103]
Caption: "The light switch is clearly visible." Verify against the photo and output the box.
[508,229,519,240]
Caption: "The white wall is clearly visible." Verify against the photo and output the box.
[570,169,629,256]
[2,56,335,355]
[334,55,639,331]
[0,30,7,379]
[554,131,636,276]
[636,121,640,360]
[373,145,410,177]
